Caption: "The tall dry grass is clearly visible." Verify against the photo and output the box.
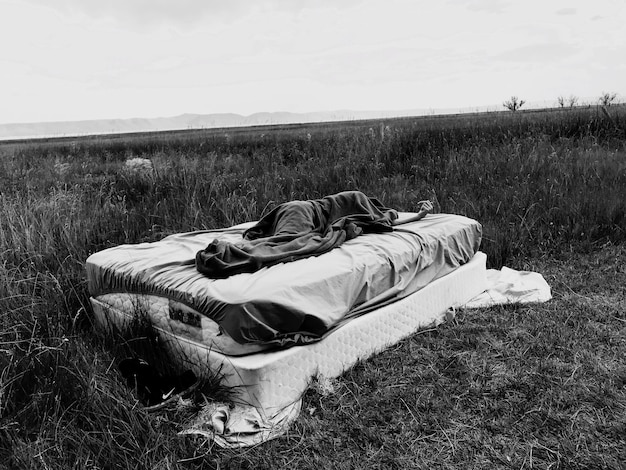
[0,105,625,468]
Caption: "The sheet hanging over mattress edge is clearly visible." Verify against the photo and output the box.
[86,214,482,350]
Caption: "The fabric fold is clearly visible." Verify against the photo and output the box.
[463,267,552,308]
[179,399,302,448]
[196,191,398,278]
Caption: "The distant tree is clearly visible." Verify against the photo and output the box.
[568,95,579,108]
[503,96,525,112]
[599,92,618,106]
[557,96,566,108]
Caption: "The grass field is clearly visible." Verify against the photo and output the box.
[1,105,625,469]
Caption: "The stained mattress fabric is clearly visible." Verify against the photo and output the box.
[196,191,399,278]
[86,213,482,349]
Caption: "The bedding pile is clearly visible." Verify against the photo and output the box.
[196,191,398,278]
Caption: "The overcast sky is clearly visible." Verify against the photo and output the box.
[1,0,625,124]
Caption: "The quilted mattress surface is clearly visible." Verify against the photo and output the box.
[86,213,481,350]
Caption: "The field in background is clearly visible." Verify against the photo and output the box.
[0,106,625,468]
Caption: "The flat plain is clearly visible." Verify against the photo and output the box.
[1,106,625,469]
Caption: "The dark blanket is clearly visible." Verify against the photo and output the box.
[196,191,398,278]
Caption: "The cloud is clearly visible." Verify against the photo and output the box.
[492,43,578,64]
[556,7,577,15]
[3,0,625,124]
[18,0,265,32]
[446,0,512,14]
[19,0,366,31]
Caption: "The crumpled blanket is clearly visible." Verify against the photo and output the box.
[463,266,552,307]
[196,191,398,278]
[179,399,302,448]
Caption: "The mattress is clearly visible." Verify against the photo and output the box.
[86,213,482,355]
[91,251,488,415]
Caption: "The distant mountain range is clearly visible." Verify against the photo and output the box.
[0,108,467,140]
[2,98,605,141]
[0,110,416,140]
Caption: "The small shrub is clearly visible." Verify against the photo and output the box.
[599,92,618,106]
[503,96,525,112]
